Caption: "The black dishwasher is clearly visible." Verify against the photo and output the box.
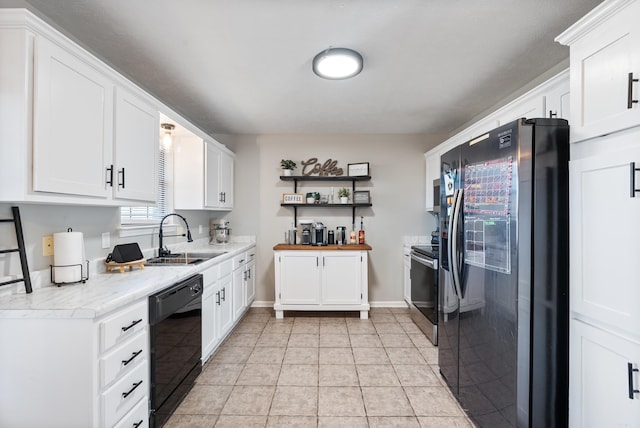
[149,274,203,427]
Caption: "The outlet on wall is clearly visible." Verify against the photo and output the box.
[42,235,54,257]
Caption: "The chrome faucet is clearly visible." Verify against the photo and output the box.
[158,213,193,257]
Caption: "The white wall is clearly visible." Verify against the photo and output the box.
[217,133,443,305]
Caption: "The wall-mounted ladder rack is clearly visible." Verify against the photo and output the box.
[0,206,32,293]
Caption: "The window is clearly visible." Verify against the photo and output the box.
[120,146,170,225]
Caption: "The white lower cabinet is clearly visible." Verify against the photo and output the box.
[245,251,256,306]
[274,250,369,319]
[232,253,247,321]
[216,272,234,341]
[570,320,640,428]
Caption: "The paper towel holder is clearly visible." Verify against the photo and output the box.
[50,260,89,286]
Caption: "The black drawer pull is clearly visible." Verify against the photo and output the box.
[121,349,143,366]
[121,319,143,332]
[221,287,226,301]
[122,380,143,399]
[628,72,639,109]
[106,165,114,187]
[133,420,143,428]
[629,363,639,399]
[216,290,221,305]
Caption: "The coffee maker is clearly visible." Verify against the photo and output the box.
[312,222,326,246]
[299,220,313,245]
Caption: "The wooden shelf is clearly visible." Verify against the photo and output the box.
[280,175,371,181]
[280,203,372,208]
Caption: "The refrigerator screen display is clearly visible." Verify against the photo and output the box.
[463,156,515,274]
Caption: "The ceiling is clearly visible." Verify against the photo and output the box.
[18,0,602,136]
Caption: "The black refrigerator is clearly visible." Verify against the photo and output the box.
[438,118,569,428]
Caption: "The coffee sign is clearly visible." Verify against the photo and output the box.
[301,158,344,176]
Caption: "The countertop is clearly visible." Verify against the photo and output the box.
[0,241,255,319]
[273,243,372,251]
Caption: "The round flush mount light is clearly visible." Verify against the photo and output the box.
[312,47,363,80]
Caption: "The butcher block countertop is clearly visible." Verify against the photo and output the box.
[273,244,372,251]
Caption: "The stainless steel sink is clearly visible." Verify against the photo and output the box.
[145,251,227,266]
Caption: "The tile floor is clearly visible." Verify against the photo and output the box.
[166,307,475,428]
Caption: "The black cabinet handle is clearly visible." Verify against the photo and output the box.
[628,72,638,109]
[106,165,113,187]
[219,192,224,203]
[221,287,226,301]
[118,168,126,189]
[216,290,221,305]
[549,110,557,118]
[121,349,143,366]
[631,162,640,198]
[121,319,142,332]
[133,420,143,428]
[629,363,639,399]
[122,380,142,399]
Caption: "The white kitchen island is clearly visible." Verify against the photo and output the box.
[273,243,371,319]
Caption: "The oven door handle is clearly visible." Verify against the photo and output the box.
[411,253,438,269]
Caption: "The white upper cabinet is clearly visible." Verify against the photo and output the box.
[32,36,114,199]
[113,87,158,203]
[174,136,235,211]
[556,0,640,143]
[0,10,160,205]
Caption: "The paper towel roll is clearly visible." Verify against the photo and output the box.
[53,230,85,283]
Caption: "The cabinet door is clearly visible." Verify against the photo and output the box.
[174,136,205,209]
[216,274,234,338]
[322,253,362,305]
[113,87,158,203]
[569,320,640,428]
[33,36,113,198]
[567,1,640,142]
[232,266,246,321]
[204,142,222,208]
[544,72,571,120]
[279,253,321,304]
[202,285,216,361]
[570,142,640,334]
[246,260,256,306]
[219,151,234,209]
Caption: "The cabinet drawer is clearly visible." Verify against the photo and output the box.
[100,329,148,388]
[202,263,219,287]
[232,252,246,270]
[102,359,149,428]
[113,396,148,428]
[100,301,148,353]
[246,249,256,264]
[219,259,232,278]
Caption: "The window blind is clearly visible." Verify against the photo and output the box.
[120,147,168,223]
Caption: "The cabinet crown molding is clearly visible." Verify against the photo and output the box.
[555,0,635,45]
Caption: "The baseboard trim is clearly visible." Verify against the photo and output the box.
[251,300,275,308]
[251,300,409,309]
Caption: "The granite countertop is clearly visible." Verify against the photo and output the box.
[273,243,372,251]
[0,241,255,319]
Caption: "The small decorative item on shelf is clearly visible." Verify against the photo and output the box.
[338,187,350,204]
[282,193,304,204]
[348,162,369,177]
[306,192,320,204]
[281,159,297,176]
[353,190,370,204]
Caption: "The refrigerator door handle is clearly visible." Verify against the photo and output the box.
[450,189,464,301]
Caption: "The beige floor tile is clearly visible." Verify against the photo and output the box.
[319,317,347,325]
[405,386,465,417]
[270,386,318,416]
[394,364,441,386]
[368,416,421,427]
[385,347,426,365]
[369,307,393,314]
[234,322,267,334]
[318,416,368,428]
[370,313,397,323]
[174,385,233,415]
[283,347,319,364]
[266,415,318,427]
[356,364,400,386]
[400,322,423,335]
[379,333,415,348]
[418,347,439,365]
[221,385,275,416]
[292,323,320,334]
[198,363,244,385]
[373,322,405,334]
[318,364,359,386]
[318,386,366,416]
[211,346,253,364]
[256,333,290,347]
[267,317,294,325]
[288,333,320,347]
[165,414,217,428]
[262,322,293,335]
[319,334,350,348]
[418,416,474,427]
[393,313,413,323]
[319,347,354,364]
[349,334,383,348]
[222,333,260,348]
[278,364,318,386]
[214,415,267,427]
[389,307,411,314]
[320,324,348,335]
[408,334,433,348]
[361,386,414,416]
[346,321,377,335]
[247,347,286,364]
[242,313,272,324]
[352,347,390,365]
[236,364,281,385]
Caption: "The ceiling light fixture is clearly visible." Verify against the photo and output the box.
[160,123,175,149]
[312,47,363,80]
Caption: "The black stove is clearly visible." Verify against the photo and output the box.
[411,244,439,259]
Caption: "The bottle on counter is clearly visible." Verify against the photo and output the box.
[358,216,365,244]
[349,224,357,244]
